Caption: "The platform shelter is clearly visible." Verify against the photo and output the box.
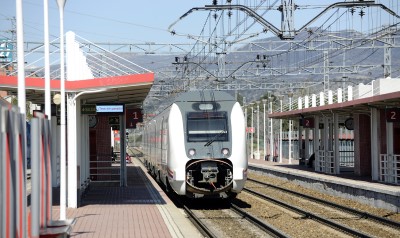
[0,31,154,211]
[268,77,400,185]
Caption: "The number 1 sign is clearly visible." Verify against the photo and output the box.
[126,108,143,128]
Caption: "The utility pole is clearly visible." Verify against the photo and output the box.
[383,28,393,78]
[323,51,330,93]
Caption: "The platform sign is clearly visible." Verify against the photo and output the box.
[108,116,120,125]
[386,108,400,122]
[302,118,314,128]
[81,104,96,115]
[0,40,13,63]
[126,108,143,129]
[96,104,124,114]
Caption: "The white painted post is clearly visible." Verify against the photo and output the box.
[312,94,316,107]
[298,97,303,110]
[262,99,267,160]
[44,0,51,119]
[56,0,67,220]
[269,99,274,161]
[320,92,325,106]
[67,95,77,208]
[348,86,353,101]
[16,0,26,115]
[279,96,283,163]
[288,92,293,164]
[338,88,343,103]
[304,96,309,108]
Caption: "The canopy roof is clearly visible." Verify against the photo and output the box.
[0,73,154,108]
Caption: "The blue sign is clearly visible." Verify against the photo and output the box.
[0,40,13,63]
[96,104,125,114]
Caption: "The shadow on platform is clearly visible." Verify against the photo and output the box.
[69,165,166,206]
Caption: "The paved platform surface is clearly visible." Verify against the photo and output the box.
[50,158,202,238]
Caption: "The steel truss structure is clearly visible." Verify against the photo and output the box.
[1,1,400,103]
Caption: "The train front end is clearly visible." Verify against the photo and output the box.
[167,91,247,199]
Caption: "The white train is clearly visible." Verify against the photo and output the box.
[143,91,247,199]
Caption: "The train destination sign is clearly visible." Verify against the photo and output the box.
[96,104,124,114]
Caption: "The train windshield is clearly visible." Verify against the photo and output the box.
[186,111,228,142]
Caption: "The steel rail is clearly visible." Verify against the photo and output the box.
[247,177,400,229]
[244,187,372,238]
[230,203,289,238]
[182,204,218,238]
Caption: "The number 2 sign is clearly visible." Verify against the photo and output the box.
[302,117,314,128]
[386,108,400,122]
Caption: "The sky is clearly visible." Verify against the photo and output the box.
[1,1,398,44]
[0,0,213,44]
[1,0,399,68]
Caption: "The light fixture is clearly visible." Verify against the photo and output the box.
[53,93,61,105]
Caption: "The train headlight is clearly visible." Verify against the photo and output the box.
[221,148,230,156]
[188,148,196,156]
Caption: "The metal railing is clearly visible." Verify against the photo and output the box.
[379,154,400,184]
[317,150,335,174]
[90,155,121,183]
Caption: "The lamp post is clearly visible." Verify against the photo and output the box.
[262,99,267,160]
[288,91,294,164]
[56,0,67,220]
[256,101,260,160]
[249,102,254,159]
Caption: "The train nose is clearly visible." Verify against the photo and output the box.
[185,159,234,195]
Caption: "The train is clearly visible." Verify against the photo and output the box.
[142,90,248,199]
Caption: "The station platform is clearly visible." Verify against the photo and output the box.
[50,158,202,238]
[248,158,400,213]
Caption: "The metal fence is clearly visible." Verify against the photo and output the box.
[379,154,400,185]
[90,154,121,184]
[1,102,71,237]
[1,101,27,238]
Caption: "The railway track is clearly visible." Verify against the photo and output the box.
[242,178,400,238]
[182,200,289,238]
[248,178,400,229]
[162,176,288,237]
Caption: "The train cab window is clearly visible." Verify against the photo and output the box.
[186,112,228,142]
